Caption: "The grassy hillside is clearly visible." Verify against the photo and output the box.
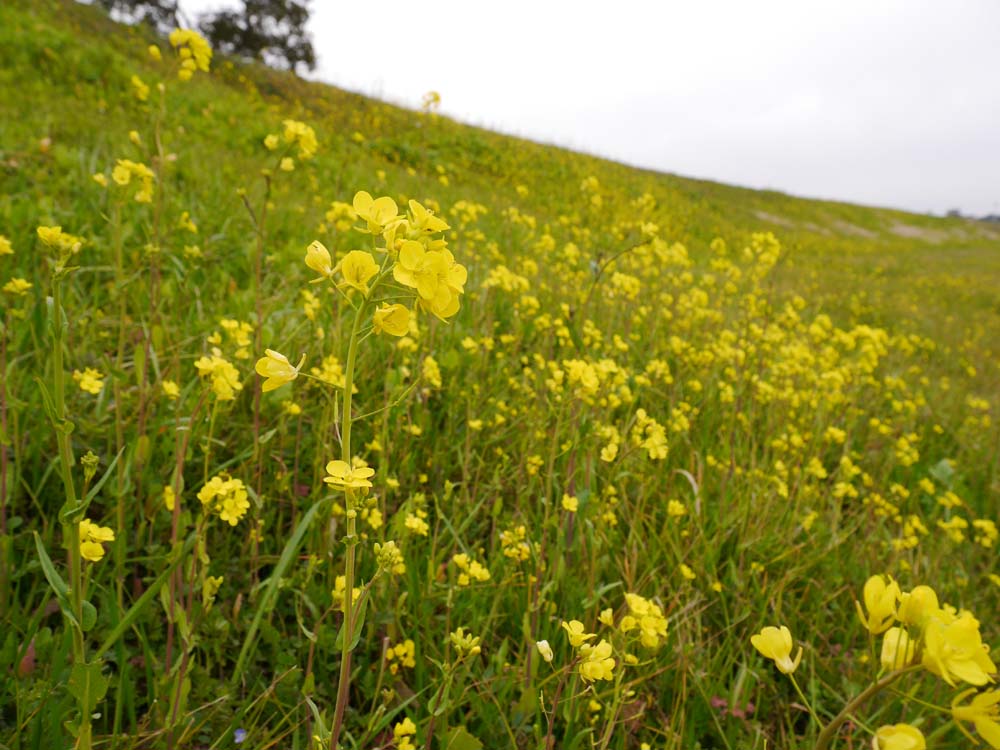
[1,1,998,749]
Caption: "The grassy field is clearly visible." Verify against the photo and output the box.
[1,1,999,749]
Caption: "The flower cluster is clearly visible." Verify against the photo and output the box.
[79,518,115,562]
[169,29,212,80]
[197,473,250,525]
[194,349,242,401]
[111,159,155,203]
[451,552,490,586]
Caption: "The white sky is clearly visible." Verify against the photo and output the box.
[179,0,1000,216]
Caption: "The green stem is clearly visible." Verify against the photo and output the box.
[814,666,919,750]
[328,290,368,750]
[53,274,91,750]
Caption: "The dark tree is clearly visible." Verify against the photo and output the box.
[95,0,181,34]
[199,0,316,74]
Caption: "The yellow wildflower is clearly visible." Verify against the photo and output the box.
[339,250,378,293]
[79,518,115,562]
[372,303,410,336]
[72,368,105,395]
[872,724,925,750]
[255,350,304,392]
[951,688,1000,748]
[750,625,802,674]
[323,460,375,490]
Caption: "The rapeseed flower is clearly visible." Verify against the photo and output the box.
[372,303,410,336]
[872,724,925,750]
[255,350,304,392]
[856,574,900,635]
[197,473,249,525]
[324,460,375,490]
[921,611,997,686]
[194,350,242,401]
[951,688,1000,748]
[880,627,916,669]
[79,518,115,562]
[304,240,334,280]
[169,29,212,78]
[536,640,554,663]
[3,278,32,296]
[73,368,105,395]
[578,639,615,682]
[353,191,400,235]
[338,250,378,293]
[561,620,595,647]
[750,625,802,674]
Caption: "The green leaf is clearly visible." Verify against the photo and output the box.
[442,727,483,750]
[33,532,78,628]
[334,587,369,652]
[34,376,61,428]
[81,601,97,632]
[68,661,109,714]
[96,533,197,656]
[60,447,125,524]
[231,497,332,685]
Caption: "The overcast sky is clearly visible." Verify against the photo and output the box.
[179,0,1000,216]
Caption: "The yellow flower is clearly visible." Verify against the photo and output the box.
[856,574,901,635]
[352,190,399,234]
[162,380,180,400]
[197,473,249,525]
[0,236,11,255]
[872,724,925,750]
[922,611,997,686]
[952,688,1000,748]
[304,240,334,280]
[148,44,162,61]
[3,278,32,296]
[169,28,212,74]
[407,199,449,235]
[131,75,149,102]
[561,493,578,512]
[164,486,176,512]
[897,585,940,629]
[750,625,802,674]
[578,639,615,682]
[449,627,482,657]
[338,250,378,293]
[880,627,916,670]
[324,459,375,490]
[194,350,242,401]
[36,225,83,254]
[255,349,304,392]
[264,134,279,150]
[393,241,467,319]
[282,119,317,158]
[536,640,554,663]
[393,717,417,750]
[561,620,596,648]
[372,303,410,336]
[73,368,105,395]
[79,518,115,562]
[279,157,294,172]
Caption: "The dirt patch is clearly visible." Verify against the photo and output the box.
[829,219,877,238]
[888,223,949,243]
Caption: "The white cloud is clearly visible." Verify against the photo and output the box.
[182,0,1000,215]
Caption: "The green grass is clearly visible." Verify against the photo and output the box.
[1,1,998,749]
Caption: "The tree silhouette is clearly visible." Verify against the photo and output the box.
[199,0,316,74]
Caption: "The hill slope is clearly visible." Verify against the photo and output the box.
[1,2,998,749]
